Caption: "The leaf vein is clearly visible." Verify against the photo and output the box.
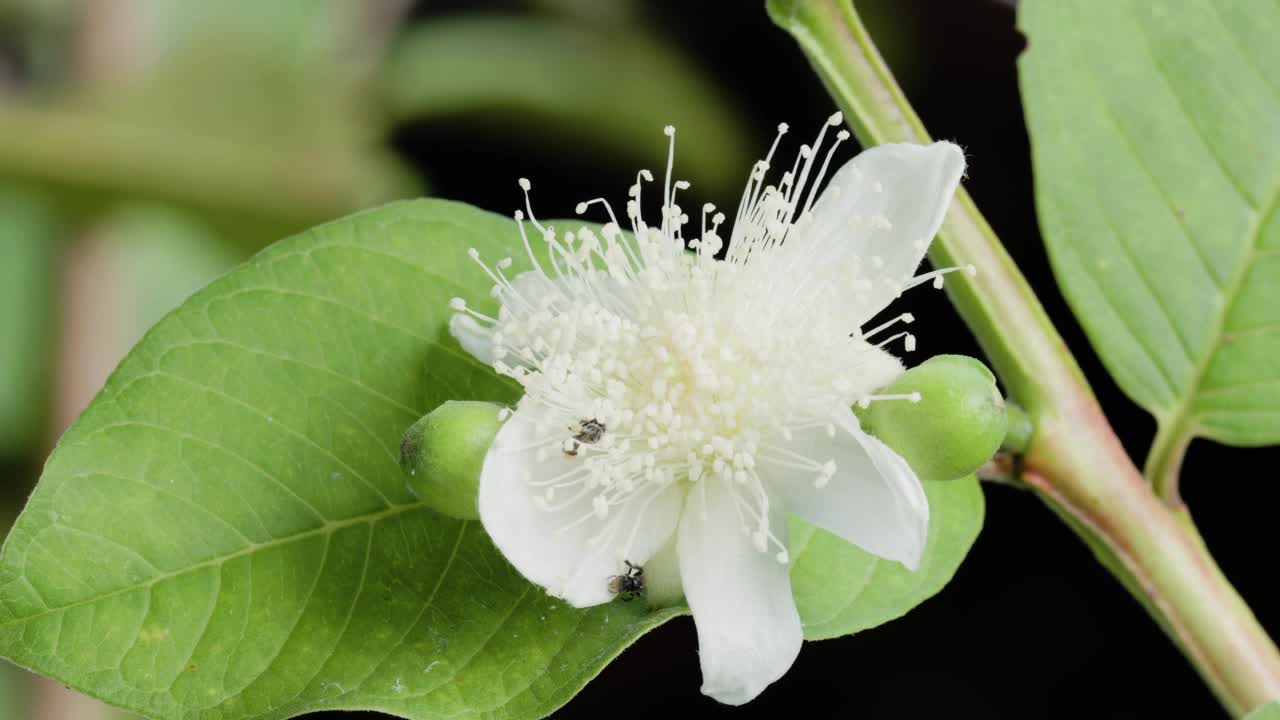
[153,370,396,510]
[356,522,470,691]
[77,419,328,528]
[0,505,424,630]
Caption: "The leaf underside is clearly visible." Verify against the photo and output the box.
[1019,0,1280,447]
[0,199,980,719]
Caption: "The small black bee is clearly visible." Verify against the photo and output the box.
[563,418,606,458]
[607,560,645,601]
[574,418,606,443]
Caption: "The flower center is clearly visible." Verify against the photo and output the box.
[451,117,973,564]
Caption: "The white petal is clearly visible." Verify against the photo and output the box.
[797,141,966,317]
[768,406,929,570]
[642,534,684,610]
[449,313,496,365]
[678,478,802,705]
[477,406,683,607]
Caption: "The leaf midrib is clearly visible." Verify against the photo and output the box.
[1152,183,1280,454]
[1098,1,1280,456]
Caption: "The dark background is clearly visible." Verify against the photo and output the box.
[312,1,1280,719]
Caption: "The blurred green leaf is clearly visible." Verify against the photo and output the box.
[78,0,394,149]
[1020,1,1280,453]
[524,0,640,26]
[0,186,58,457]
[0,0,418,250]
[96,205,241,340]
[0,103,418,250]
[383,16,754,199]
[0,0,76,87]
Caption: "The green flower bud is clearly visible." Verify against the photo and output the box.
[399,400,505,520]
[855,354,1006,482]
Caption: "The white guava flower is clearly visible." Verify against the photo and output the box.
[448,115,968,705]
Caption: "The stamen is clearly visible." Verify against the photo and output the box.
[907,264,978,291]
[857,392,923,409]
[787,113,841,225]
[862,313,915,340]
[513,210,551,282]
[661,126,677,240]
[449,296,497,324]
[519,178,549,235]
[875,331,915,351]
[802,123,848,217]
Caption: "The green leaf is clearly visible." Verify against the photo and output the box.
[1019,1,1280,452]
[0,199,980,718]
[382,16,754,199]
[1246,702,1280,720]
[0,200,680,719]
[791,477,983,639]
[0,187,59,456]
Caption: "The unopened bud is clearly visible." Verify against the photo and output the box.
[855,355,1007,482]
[400,400,505,520]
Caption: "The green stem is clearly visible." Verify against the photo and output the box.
[768,0,1280,715]
[1001,401,1033,455]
